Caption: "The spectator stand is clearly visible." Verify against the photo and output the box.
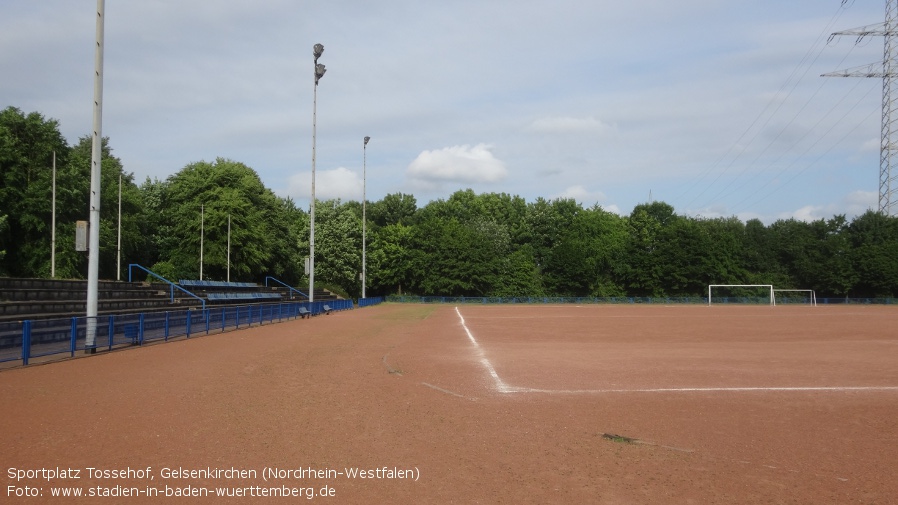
[177,279,282,304]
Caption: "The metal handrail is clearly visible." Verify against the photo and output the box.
[264,276,308,300]
[128,264,205,310]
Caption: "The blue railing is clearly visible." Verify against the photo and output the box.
[386,295,897,305]
[0,298,355,367]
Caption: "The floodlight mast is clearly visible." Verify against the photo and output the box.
[309,43,326,303]
[85,0,105,351]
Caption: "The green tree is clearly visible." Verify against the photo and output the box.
[66,135,142,280]
[767,217,855,297]
[740,218,788,285]
[0,213,7,275]
[847,211,898,297]
[620,202,675,296]
[157,158,290,282]
[313,199,362,298]
[368,223,414,295]
[543,205,626,296]
[369,193,417,227]
[407,216,497,296]
[522,197,580,280]
[0,107,69,277]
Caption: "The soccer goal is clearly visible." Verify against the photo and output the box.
[707,284,774,306]
[773,289,817,306]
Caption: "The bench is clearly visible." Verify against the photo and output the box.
[180,280,258,288]
[206,292,281,301]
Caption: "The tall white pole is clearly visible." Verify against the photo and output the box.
[227,213,231,283]
[51,151,56,278]
[199,205,204,280]
[86,0,105,350]
[310,43,326,303]
[116,172,121,281]
[362,136,370,299]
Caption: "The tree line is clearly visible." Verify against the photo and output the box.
[3,106,898,299]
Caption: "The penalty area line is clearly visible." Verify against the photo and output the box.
[506,386,898,394]
[454,306,513,393]
[451,308,898,396]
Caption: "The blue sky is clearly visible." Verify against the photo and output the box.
[1,0,888,222]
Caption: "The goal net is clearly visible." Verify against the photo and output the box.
[707,284,774,305]
[773,289,817,306]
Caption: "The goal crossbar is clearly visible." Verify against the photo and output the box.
[708,284,774,306]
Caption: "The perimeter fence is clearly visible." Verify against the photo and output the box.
[387,295,897,305]
[0,297,386,368]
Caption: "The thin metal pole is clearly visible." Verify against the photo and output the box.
[86,0,105,350]
[116,172,121,281]
[200,205,204,280]
[51,151,56,278]
[227,213,231,283]
[362,136,369,299]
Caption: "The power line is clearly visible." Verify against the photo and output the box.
[676,2,853,212]
[730,83,879,214]
[823,0,898,215]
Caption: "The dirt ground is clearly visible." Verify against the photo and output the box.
[1,303,896,504]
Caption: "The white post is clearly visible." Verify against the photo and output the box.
[86,0,105,350]
[227,213,231,283]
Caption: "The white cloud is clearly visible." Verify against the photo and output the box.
[784,205,823,222]
[860,137,880,152]
[844,190,877,208]
[549,185,622,214]
[286,167,362,203]
[552,185,607,204]
[777,190,877,223]
[406,144,508,185]
[528,116,615,134]
[3,1,887,219]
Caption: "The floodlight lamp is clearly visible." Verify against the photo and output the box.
[364,136,370,146]
[315,63,327,83]
[313,43,324,60]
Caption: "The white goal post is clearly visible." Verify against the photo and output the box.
[707,284,774,306]
[773,289,817,306]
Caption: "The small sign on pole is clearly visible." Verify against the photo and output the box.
[75,220,88,251]
[304,257,310,276]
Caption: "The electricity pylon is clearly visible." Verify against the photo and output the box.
[823,0,898,216]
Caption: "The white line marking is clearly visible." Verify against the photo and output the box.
[455,307,513,393]
[421,382,476,400]
[453,307,898,395]
[506,386,898,394]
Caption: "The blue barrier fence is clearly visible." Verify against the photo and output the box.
[0,298,358,367]
[358,296,385,308]
[387,295,898,305]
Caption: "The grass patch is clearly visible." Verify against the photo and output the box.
[602,433,638,444]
